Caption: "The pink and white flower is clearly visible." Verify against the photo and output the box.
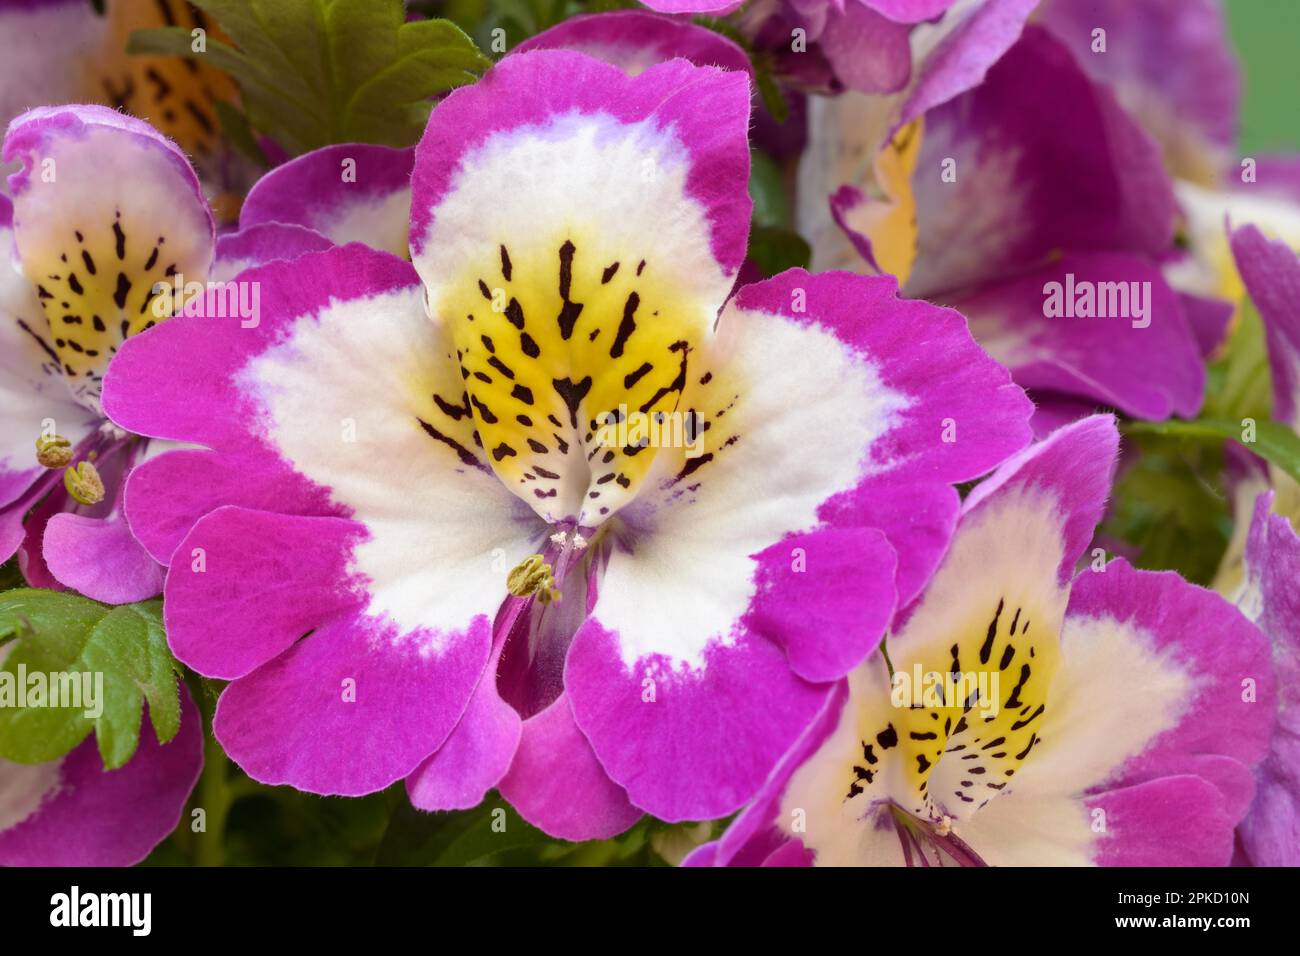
[102,50,1032,837]
[687,417,1275,866]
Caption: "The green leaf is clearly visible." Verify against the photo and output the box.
[130,0,492,155]
[1124,417,1300,487]
[1100,431,1230,584]
[341,19,489,146]
[0,590,182,769]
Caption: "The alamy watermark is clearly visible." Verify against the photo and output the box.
[151,273,261,328]
[1042,273,1151,329]
[593,405,705,458]
[890,665,1001,721]
[0,664,103,718]
[50,886,151,936]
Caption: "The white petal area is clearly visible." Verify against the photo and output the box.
[0,757,61,833]
[324,188,411,259]
[239,285,545,648]
[1001,608,1193,801]
[947,609,1197,866]
[416,110,728,317]
[890,483,1069,672]
[938,787,1092,865]
[593,306,907,669]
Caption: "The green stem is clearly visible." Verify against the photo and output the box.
[196,730,233,867]
[189,675,235,867]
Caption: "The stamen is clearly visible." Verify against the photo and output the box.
[507,554,561,605]
[35,434,73,469]
[63,460,105,506]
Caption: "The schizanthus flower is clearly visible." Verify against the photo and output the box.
[104,50,1032,837]
[688,417,1275,866]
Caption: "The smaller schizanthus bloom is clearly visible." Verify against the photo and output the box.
[103,50,1032,837]
[688,417,1275,866]
[237,143,416,260]
[0,105,323,604]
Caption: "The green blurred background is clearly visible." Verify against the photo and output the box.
[1227,0,1300,152]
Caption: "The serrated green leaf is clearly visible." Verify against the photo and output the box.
[85,603,183,764]
[192,0,318,102]
[325,0,403,100]
[0,590,182,769]
[343,18,489,146]
[247,0,331,99]
[132,0,492,155]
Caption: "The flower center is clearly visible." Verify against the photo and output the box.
[431,229,711,527]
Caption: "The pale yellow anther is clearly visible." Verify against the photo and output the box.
[63,460,105,506]
[507,554,561,605]
[35,434,73,469]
